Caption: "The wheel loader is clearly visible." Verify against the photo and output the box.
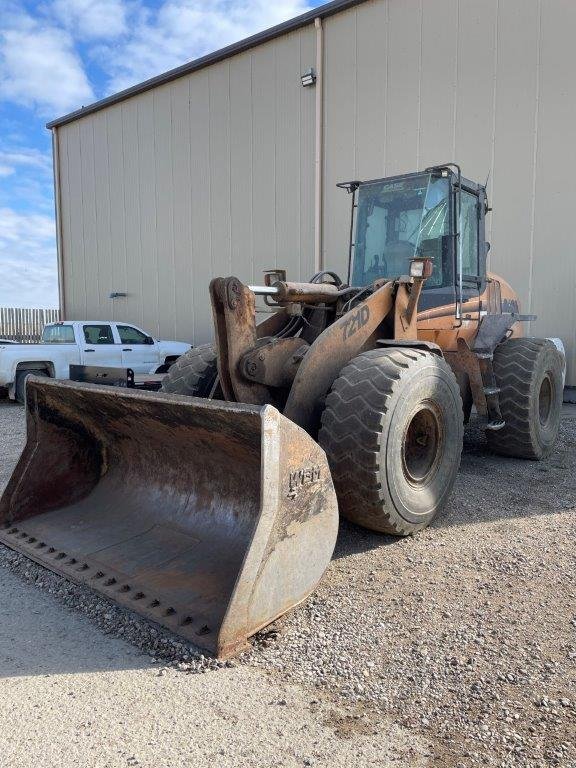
[0,164,564,658]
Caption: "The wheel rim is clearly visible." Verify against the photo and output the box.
[402,403,443,486]
[538,374,553,426]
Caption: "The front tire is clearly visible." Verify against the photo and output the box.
[160,344,219,397]
[486,338,563,459]
[319,348,463,535]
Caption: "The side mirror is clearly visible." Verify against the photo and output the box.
[145,336,155,345]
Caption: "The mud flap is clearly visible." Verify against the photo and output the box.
[0,378,338,658]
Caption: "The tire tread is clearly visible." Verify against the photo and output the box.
[160,344,218,397]
[486,338,562,459]
[319,348,462,536]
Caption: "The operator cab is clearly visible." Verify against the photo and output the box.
[343,165,488,320]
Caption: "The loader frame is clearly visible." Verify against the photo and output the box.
[0,163,561,662]
[210,269,429,434]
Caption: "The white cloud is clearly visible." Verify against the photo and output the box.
[0,208,54,246]
[0,0,315,308]
[0,208,58,308]
[50,0,129,40]
[98,0,311,93]
[0,146,52,176]
[1,1,312,113]
[0,12,95,115]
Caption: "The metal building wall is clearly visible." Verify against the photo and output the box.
[321,0,576,384]
[55,0,576,383]
[55,26,317,344]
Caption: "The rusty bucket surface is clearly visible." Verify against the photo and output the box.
[0,378,338,657]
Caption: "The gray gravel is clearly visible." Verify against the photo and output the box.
[0,399,575,767]
[1,565,428,768]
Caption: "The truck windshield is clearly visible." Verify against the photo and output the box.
[41,325,75,344]
[351,173,450,288]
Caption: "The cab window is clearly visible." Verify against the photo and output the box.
[460,190,480,278]
[41,325,75,344]
[83,324,114,344]
[351,173,451,288]
[117,325,149,345]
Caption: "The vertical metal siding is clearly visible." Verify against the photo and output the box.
[208,62,233,282]
[322,8,357,275]
[103,109,126,322]
[56,0,576,382]
[57,27,316,344]
[384,0,421,174]
[78,120,99,317]
[93,111,112,318]
[453,0,499,184]
[489,0,540,322]
[136,91,160,335]
[65,123,88,318]
[354,1,388,179]
[188,71,214,344]
[417,0,458,168]
[322,0,576,383]
[153,87,177,338]
[300,29,317,277]
[275,35,302,272]
[170,77,196,342]
[251,45,278,280]
[229,55,254,285]
[530,0,576,384]
[120,100,145,328]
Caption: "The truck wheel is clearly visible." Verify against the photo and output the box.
[15,369,48,404]
[486,338,563,459]
[319,348,463,535]
[160,344,220,398]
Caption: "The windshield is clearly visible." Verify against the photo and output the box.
[41,325,75,344]
[350,173,450,288]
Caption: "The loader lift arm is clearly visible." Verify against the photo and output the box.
[210,270,430,435]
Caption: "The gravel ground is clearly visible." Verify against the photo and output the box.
[0,565,427,768]
[0,399,574,767]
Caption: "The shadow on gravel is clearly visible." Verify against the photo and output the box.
[332,519,396,560]
[332,414,576,559]
[439,416,576,529]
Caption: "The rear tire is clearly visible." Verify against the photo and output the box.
[486,338,563,459]
[319,348,463,535]
[160,344,219,397]
[15,369,48,404]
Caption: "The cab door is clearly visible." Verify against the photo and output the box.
[418,185,485,329]
[117,324,158,373]
[81,324,123,366]
[457,187,484,322]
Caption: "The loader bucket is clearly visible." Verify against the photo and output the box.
[0,377,338,658]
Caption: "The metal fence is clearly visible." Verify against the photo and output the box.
[0,307,60,343]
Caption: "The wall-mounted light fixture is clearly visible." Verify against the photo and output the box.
[301,68,316,87]
[109,291,127,299]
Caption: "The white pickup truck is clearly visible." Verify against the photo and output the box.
[0,320,191,402]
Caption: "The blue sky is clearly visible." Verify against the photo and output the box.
[0,0,319,309]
